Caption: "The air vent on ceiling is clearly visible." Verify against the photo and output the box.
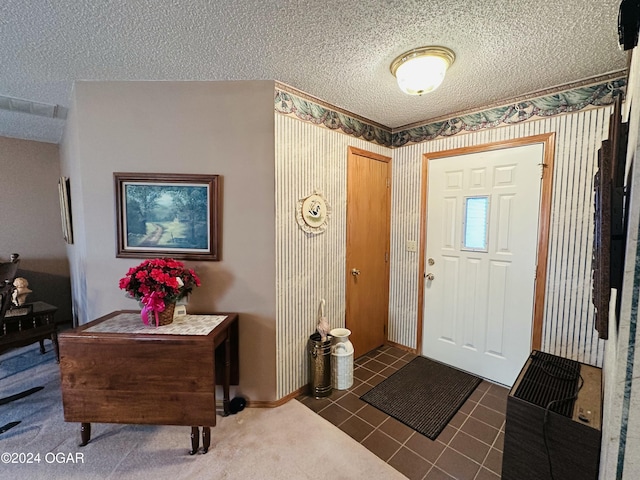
[0,94,67,119]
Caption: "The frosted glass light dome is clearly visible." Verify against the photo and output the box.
[390,46,455,96]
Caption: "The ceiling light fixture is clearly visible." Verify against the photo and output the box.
[390,46,455,96]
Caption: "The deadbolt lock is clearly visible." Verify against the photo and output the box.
[428,258,435,266]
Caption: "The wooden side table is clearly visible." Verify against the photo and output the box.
[58,311,239,454]
[1,301,59,361]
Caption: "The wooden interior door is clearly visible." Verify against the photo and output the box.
[346,147,391,358]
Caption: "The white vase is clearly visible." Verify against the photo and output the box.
[330,328,354,390]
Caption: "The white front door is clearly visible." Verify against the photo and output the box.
[422,143,544,386]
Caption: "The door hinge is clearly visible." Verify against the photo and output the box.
[385,252,389,262]
[538,162,548,179]
[386,178,391,188]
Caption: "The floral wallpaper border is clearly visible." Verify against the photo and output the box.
[393,78,627,147]
[274,87,393,147]
[274,77,627,148]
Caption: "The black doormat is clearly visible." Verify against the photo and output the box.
[360,356,482,440]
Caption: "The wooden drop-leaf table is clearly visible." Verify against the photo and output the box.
[59,310,239,455]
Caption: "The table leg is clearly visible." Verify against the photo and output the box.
[39,340,45,354]
[222,334,231,416]
[80,423,91,446]
[189,426,200,455]
[52,331,60,363]
[202,427,211,454]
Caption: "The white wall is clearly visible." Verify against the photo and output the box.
[60,80,277,401]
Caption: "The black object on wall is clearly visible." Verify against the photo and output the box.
[592,96,628,340]
[618,0,640,50]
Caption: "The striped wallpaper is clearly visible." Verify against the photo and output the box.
[275,114,391,399]
[276,105,612,398]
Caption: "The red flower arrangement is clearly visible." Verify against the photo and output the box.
[119,258,201,314]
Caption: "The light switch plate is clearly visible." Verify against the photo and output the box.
[406,240,417,252]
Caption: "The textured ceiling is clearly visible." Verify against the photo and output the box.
[0,0,628,144]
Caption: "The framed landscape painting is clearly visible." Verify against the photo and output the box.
[115,173,220,261]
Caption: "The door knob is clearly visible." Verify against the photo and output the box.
[351,268,361,276]
[425,273,435,281]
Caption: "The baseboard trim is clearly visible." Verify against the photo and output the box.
[245,385,308,408]
[241,341,416,408]
[385,340,418,355]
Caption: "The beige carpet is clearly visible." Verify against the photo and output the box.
[0,345,406,479]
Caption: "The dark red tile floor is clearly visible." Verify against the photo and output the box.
[297,345,507,480]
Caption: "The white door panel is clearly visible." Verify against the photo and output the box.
[422,144,544,386]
